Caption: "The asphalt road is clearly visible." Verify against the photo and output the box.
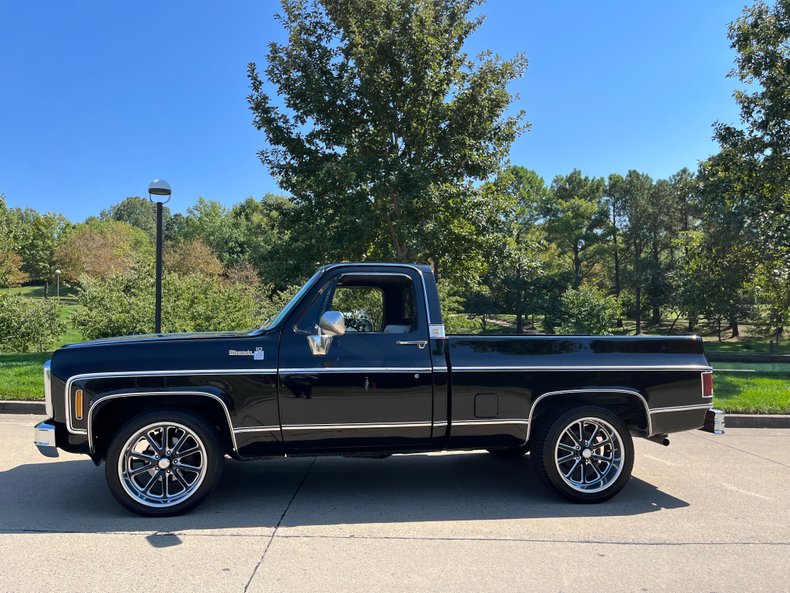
[1,414,788,593]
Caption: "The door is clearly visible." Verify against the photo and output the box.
[277,270,434,451]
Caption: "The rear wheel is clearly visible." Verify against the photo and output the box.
[105,410,224,516]
[531,406,633,503]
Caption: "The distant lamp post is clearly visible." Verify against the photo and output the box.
[148,179,172,334]
[55,269,61,301]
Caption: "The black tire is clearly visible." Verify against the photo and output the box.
[486,443,529,458]
[531,406,634,503]
[105,409,224,516]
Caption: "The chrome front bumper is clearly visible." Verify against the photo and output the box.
[702,408,725,435]
[34,421,59,457]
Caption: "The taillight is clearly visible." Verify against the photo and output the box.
[702,371,713,398]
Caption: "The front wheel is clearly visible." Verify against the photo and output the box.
[105,410,224,516]
[531,406,634,503]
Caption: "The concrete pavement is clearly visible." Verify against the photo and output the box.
[1,414,788,593]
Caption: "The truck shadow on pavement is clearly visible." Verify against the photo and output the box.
[0,452,688,534]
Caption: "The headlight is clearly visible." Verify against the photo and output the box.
[43,360,53,418]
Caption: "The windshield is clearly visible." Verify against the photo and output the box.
[258,269,323,331]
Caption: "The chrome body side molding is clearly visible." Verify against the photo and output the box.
[279,367,433,374]
[452,365,712,373]
[649,403,714,414]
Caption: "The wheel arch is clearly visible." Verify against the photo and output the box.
[88,391,237,459]
[526,388,651,442]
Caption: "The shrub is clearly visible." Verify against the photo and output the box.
[555,286,622,335]
[0,294,64,352]
[73,266,300,340]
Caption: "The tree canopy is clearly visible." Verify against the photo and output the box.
[248,0,527,281]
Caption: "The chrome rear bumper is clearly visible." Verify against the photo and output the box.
[34,421,59,457]
[701,408,725,435]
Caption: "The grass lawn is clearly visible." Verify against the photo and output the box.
[0,352,50,400]
[3,284,79,303]
[711,362,790,414]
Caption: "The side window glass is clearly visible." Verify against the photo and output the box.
[293,273,421,334]
[402,285,416,320]
[332,287,384,333]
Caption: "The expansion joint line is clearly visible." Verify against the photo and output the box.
[243,457,317,592]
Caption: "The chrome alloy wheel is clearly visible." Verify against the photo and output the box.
[554,416,624,493]
[118,422,208,508]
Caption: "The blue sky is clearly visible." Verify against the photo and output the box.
[0,0,747,221]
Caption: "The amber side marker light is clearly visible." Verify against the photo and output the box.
[75,389,84,420]
[702,371,714,398]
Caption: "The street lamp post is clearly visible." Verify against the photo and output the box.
[55,269,61,301]
[148,179,172,334]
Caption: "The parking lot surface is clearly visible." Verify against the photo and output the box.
[1,414,788,593]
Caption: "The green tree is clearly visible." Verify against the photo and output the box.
[617,170,653,334]
[73,266,295,339]
[248,0,527,282]
[664,168,702,332]
[643,179,681,324]
[605,174,627,327]
[7,209,70,287]
[555,286,622,335]
[0,197,28,287]
[477,166,548,332]
[702,0,790,337]
[0,294,64,352]
[543,169,608,289]
[709,0,789,261]
[54,219,152,284]
[164,239,224,277]
[229,194,307,288]
[101,196,170,241]
[179,198,244,266]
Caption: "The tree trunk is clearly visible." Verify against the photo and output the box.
[650,240,661,324]
[44,281,48,299]
[635,286,642,335]
[730,315,740,338]
[667,312,680,334]
[573,246,581,289]
[688,317,695,332]
[515,265,523,333]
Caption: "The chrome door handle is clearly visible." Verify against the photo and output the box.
[396,340,428,349]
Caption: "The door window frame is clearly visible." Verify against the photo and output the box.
[291,271,427,337]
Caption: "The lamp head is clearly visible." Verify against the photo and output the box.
[148,179,172,202]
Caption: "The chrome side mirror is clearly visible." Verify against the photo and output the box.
[318,311,346,336]
[307,311,346,356]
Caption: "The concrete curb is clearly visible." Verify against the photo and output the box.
[1,400,789,429]
[0,400,45,415]
[724,414,790,429]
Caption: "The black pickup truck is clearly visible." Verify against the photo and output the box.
[35,263,723,515]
